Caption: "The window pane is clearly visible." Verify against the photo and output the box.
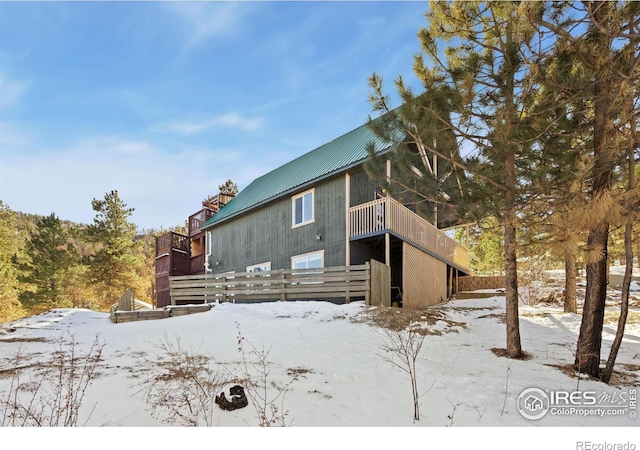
[303,192,313,222]
[294,197,303,224]
[293,258,307,270]
[307,253,323,268]
[247,262,271,272]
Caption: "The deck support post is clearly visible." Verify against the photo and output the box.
[385,232,390,267]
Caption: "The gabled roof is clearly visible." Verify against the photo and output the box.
[202,119,390,229]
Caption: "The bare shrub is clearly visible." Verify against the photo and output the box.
[235,324,299,427]
[139,334,232,426]
[139,329,299,427]
[519,255,550,306]
[376,313,427,422]
[0,333,104,426]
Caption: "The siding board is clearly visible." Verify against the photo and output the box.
[209,176,346,272]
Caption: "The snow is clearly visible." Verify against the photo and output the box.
[1,293,639,448]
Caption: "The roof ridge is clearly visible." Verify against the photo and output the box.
[249,118,377,183]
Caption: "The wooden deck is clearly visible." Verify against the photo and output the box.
[348,197,469,272]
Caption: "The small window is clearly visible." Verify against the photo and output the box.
[246,262,271,287]
[246,262,272,273]
[292,189,314,227]
[291,250,324,270]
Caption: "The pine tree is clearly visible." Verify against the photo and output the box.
[84,190,144,310]
[0,201,26,323]
[218,179,239,197]
[534,1,640,377]
[368,1,549,358]
[15,213,79,314]
[602,89,638,384]
[465,217,506,275]
[365,86,467,228]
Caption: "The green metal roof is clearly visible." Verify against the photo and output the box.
[202,120,390,229]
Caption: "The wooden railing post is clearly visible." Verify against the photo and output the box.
[364,262,370,305]
[222,276,228,303]
[279,269,286,302]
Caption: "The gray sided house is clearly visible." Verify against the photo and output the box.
[199,121,470,309]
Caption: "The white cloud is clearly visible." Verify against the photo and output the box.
[0,72,28,109]
[212,112,263,131]
[0,129,274,230]
[165,2,255,49]
[158,112,264,136]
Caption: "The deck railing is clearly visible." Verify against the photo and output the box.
[170,264,371,305]
[349,197,469,272]
[188,208,214,237]
[155,231,189,257]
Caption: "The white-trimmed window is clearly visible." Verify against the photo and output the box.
[246,262,272,273]
[291,250,324,270]
[246,262,271,287]
[292,189,315,228]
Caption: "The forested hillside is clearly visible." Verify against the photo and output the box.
[0,191,181,323]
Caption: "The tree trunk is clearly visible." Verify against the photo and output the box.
[602,220,632,384]
[564,249,577,313]
[603,91,637,384]
[574,1,614,377]
[575,224,609,376]
[504,151,522,359]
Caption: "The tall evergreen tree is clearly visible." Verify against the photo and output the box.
[368,1,548,358]
[365,86,467,228]
[15,213,79,314]
[84,190,144,310]
[534,1,640,377]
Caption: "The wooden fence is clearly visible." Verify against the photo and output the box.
[169,261,390,306]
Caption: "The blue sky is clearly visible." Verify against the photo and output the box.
[0,1,427,231]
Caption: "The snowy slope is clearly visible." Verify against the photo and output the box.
[1,293,638,447]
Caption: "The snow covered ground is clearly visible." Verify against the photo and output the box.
[1,288,639,448]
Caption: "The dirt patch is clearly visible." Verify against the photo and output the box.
[546,363,640,387]
[353,306,467,336]
[287,367,313,378]
[478,313,506,323]
[0,337,50,344]
[604,309,640,326]
[308,388,332,399]
[449,305,502,314]
[0,364,39,379]
[490,348,534,360]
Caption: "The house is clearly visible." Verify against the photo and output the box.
[195,119,469,309]
[154,194,234,307]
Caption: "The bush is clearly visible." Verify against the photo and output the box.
[0,333,104,426]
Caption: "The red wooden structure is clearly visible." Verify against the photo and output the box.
[155,194,233,307]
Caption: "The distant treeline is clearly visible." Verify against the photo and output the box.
[0,191,183,323]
